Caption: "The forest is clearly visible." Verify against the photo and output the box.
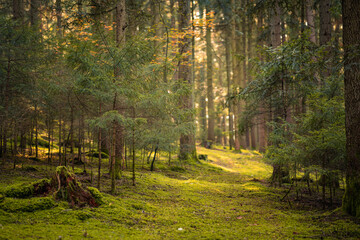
[0,0,360,239]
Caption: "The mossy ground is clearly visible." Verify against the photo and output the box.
[0,146,359,239]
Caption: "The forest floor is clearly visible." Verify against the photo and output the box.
[0,146,360,239]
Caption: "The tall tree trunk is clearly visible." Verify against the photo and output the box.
[47,117,51,164]
[30,0,40,27]
[222,115,226,146]
[306,0,316,44]
[13,0,24,22]
[257,12,266,152]
[319,0,332,78]
[2,53,11,163]
[199,7,207,145]
[247,0,256,149]
[35,104,38,159]
[132,108,136,186]
[111,0,127,194]
[270,0,285,186]
[319,0,332,46]
[241,0,249,148]
[178,0,196,160]
[342,0,360,218]
[56,0,62,36]
[58,113,62,165]
[225,26,234,149]
[232,0,241,150]
[97,103,102,190]
[151,0,161,48]
[206,6,215,143]
[69,106,74,171]
[62,120,66,166]
[270,1,281,48]
[77,115,82,166]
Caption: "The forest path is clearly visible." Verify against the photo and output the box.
[196,146,272,179]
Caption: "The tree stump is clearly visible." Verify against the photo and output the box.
[54,166,98,207]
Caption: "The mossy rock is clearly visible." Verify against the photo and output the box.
[0,197,55,212]
[3,183,34,198]
[3,179,52,198]
[87,187,104,205]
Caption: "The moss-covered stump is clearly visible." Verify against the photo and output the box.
[54,166,99,207]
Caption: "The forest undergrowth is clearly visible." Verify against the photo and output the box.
[0,147,359,240]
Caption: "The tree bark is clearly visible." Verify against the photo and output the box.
[56,0,62,37]
[270,0,286,186]
[231,0,241,150]
[178,0,196,160]
[247,0,256,149]
[13,0,24,22]
[35,104,38,159]
[319,0,332,46]
[306,0,316,44]
[30,0,40,27]
[115,0,126,175]
[257,12,267,152]
[206,6,215,143]
[225,26,234,149]
[97,103,102,190]
[319,0,332,78]
[270,1,281,48]
[342,0,360,217]
[58,113,62,165]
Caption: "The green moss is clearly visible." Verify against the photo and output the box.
[0,194,4,202]
[170,166,185,172]
[128,201,154,211]
[75,210,93,221]
[56,166,73,177]
[2,178,52,199]
[87,187,104,205]
[0,146,359,239]
[0,197,55,212]
[3,183,34,198]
